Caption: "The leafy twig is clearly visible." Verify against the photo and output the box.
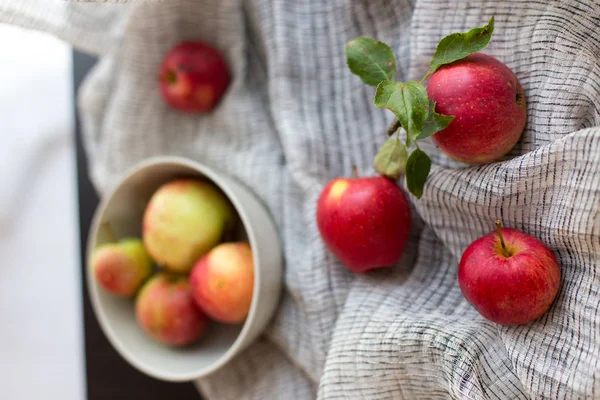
[346,17,495,198]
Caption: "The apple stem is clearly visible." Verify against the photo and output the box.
[163,70,177,84]
[102,221,118,242]
[387,119,401,136]
[495,220,510,257]
[352,165,359,178]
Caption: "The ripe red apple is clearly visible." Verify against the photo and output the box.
[458,221,561,325]
[158,41,230,113]
[136,274,209,346]
[190,242,254,324]
[427,53,527,164]
[92,238,152,297]
[316,171,411,273]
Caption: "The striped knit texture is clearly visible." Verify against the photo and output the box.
[3,0,599,398]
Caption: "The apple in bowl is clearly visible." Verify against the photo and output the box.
[142,178,235,273]
[91,237,152,297]
[190,242,255,324]
[136,273,209,347]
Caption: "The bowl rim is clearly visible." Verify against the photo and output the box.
[86,156,267,381]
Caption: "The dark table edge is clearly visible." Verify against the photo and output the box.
[72,49,201,400]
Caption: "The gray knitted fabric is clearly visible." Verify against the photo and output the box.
[3,0,599,398]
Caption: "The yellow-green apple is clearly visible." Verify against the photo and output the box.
[143,179,235,273]
[159,41,230,113]
[135,273,209,346]
[427,53,527,164]
[92,238,152,297]
[316,173,411,273]
[458,221,561,325]
[190,242,254,324]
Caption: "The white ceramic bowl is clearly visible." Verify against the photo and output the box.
[86,156,283,382]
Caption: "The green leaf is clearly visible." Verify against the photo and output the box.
[405,148,431,199]
[424,16,494,79]
[418,101,455,140]
[374,80,430,143]
[373,136,408,180]
[346,37,397,86]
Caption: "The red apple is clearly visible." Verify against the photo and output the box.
[92,238,152,297]
[190,242,254,324]
[458,221,561,325]
[136,274,209,346]
[158,41,230,113]
[316,172,411,273]
[427,53,527,164]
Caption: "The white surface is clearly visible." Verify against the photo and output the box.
[0,25,85,399]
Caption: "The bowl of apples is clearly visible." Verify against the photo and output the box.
[86,156,283,381]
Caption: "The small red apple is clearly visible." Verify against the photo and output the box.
[136,274,209,346]
[316,170,411,273]
[190,242,254,324]
[458,221,561,325]
[92,238,152,297]
[427,53,527,164]
[158,41,230,113]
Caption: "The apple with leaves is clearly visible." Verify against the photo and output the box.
[316,168,411,273]
[458,221,561,325]
[346,17,504,197]
[427,53,526,163]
